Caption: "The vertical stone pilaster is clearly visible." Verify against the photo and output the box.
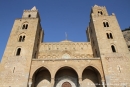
[51,78,54,87]
[79,78,82,87]
[28,78,32,87]
[102,80,105,87]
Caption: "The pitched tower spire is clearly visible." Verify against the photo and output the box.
[31,6,37,10]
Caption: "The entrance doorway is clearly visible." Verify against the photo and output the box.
[62,82,72,87]
[54,66,78,87]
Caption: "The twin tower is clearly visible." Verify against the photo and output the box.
[0,5,130,87]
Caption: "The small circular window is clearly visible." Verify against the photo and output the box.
[28,14,31,18]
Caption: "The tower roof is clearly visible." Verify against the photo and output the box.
[31,6,37,10]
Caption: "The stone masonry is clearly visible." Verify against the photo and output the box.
[0,5,130,87]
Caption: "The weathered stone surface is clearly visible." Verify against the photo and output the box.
[0,5,130,87]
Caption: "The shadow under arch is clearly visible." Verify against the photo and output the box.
[82,66,103,87]
[54,66,79,87]
[31,67,51,87]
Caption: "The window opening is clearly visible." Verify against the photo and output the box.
[110,33,113,39]
[22,23,28,29]
[22,36,25,42]
[111,45,116,52]
[103,22,106,27]
[106,33,109,39]
[16,48,21,56]
[22,24,25,29]
[25,24,28,29]
[28,14,31,18]
[103,22,109,27]
[19,36,22,42]
[98,11,103,15]
[106,22,109,27]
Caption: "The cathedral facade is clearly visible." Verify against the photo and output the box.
[0,5,130,87]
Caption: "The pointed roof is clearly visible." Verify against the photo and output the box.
[31,6,37,10]
[93,4,99,7]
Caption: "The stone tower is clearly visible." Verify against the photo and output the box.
[0,5,130,87]
[87,5,130,87]
[0,6,43,87]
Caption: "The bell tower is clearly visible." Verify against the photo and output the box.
[0,6,43,87]
[87,5,129,57]
[87,5,130,86]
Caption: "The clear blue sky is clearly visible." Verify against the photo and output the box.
[0,0,130,61]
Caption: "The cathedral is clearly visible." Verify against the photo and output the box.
[0,5,130,87]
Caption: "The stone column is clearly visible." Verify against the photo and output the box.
[102,80,105,87]
[79,78,82,87]
[28,78,32,87]
[51,78,55,87]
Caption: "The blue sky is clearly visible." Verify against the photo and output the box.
[0,0,130,61]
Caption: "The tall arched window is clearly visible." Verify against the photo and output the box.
[106,22,109,27]
[103,22,109,27]
[19,36,22,42]
[103,22,106,27]
[111,45,116,52]
[110,33,113,39]
[106,33,113,39]
[22,24,25,29]
[106,33,109,39]
[25,24,28,29]
[16,48,21,56]
[22,22,28,29]
[22,36,25,41]
[18,35,25,42]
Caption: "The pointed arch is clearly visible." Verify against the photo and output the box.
[54,66,79,87]
[82,66,103,87]
[32,66,51,87]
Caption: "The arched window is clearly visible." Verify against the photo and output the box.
[106,22,109,27]
[103,22,109,27]
[106,33,113,39]
[16,48,21,56]
[111,45,116,52]
[22,24,25,29]
[106,33,109,39]
[19,36,22,42]
[25,24,28,29]
[98,11,103,15]
[22,36,25,41]
[28,14,31,18]
[18,36,25,42]
[22,23,28,29]
[110,33,113,39]
[103,22,106,27]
